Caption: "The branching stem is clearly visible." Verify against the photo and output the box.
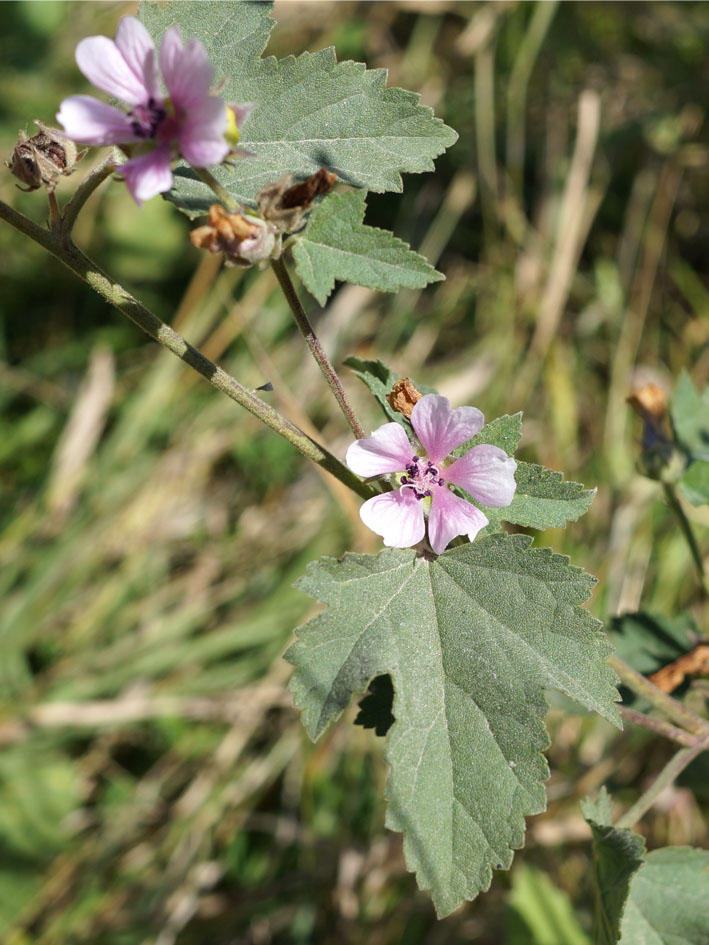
[619,707,699,747]
[608,654,709,737]
[0,197,375,501]
[616,738,709,829]
[193,166,366,439]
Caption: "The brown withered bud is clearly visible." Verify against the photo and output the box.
[386,378,422,419]
[626,383,667,425]
[190,204,276,268]
[6,121,85,193]
[257,166,337,234]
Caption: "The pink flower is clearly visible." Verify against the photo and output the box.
[346,394,517,555]
[56,16,242,205]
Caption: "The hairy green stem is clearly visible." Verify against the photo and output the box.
[0,198,374,501]
[616,738,709,829]
[608,654,709,737]
[271,257,366,439]
[194,165,241,212]
[662,481,709,597]
[619,707,699,747]
[193,166,366,440]
[60,147,123,241]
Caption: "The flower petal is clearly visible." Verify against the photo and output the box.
[346,423,414,478]
[160,29,214,108]
[445,445,517,507]
[411,394,484,463]
[119,146,173,205]
[178,96,229,167]
[56,95,138,145]
[75,35,149,106]
[115,16,160,102]
[427,486,489,555]
[359,491,425,549]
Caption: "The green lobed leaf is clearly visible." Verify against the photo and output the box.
[474,462,596,534]
[343,356,437,427]
[581,788,646,945]
[139,2,458,215]
[619,847,709,945]
[292,190,444,304]
[678,459,709,506]
[287,535,620,916]
[670,371,709,462]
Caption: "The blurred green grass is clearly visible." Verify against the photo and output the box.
[1,1,708,942]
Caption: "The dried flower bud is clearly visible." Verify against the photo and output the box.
[6,121,84,193]
[189,204,276,268]
[386,378,422,419]
[257,167,337,234]
[626,383,667,425]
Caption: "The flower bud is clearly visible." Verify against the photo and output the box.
[6,121,84,193]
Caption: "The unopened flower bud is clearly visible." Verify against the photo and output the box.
[189,204,276,268]
[387,378,422,419]
[6,121,84,193]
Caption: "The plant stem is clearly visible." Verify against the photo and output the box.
[192,166,366,440]
[194,166,240,212]
[60,147,123,241]
[662,481,709,597]
[616,738,709,829]
[0,198,375,501]
[619,707,698,747]
[608,654,709,737]
[271,257,366,439]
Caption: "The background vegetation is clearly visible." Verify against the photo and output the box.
[1,1,708,942]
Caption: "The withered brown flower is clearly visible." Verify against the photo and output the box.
[257,167,337,234]
[189,204,276,267]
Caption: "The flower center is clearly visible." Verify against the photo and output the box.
[399,455,446,500]
[128,97,168,139]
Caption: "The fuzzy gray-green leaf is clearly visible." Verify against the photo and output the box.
[477,462,596,534]
[619,847,709,944]
[287,536,619,916]
[292,191,444,304]
[139,2,457,214]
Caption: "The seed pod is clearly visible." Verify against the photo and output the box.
[6,121,84,193]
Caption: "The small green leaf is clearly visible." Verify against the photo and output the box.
[679,459,709,506]
[455,413,523,458]
[292,190,443,304]
[619,847,709,944]
[670,371,709,462]
[474,462,595,533]
[287,536,620,916]
[343,356,436,427]
[139,2,457,213]
[581,788,646,945]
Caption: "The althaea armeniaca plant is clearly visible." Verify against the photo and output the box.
[8,3,705,935]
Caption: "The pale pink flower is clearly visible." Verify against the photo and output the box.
[346,394,517,555]
[57,16,243,205]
